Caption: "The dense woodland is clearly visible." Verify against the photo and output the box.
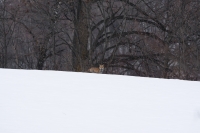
[0,0,200,80]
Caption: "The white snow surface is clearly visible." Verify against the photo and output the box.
[0,68,200,133]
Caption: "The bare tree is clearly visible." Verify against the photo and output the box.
[0,0,199,80]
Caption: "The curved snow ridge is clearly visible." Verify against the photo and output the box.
[0,68,200,133]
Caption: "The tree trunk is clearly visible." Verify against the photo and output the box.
[72,0,89,72]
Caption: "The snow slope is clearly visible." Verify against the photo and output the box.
[0,68,200,133]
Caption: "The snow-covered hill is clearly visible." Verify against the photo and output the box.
[0,68,200,133]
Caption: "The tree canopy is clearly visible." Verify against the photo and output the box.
[0,0,199,80]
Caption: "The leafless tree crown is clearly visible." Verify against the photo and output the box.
[0,0,199,80]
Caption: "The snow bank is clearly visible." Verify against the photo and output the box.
[0,68,200,133]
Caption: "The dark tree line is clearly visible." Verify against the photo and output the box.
[0,0,199,80]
